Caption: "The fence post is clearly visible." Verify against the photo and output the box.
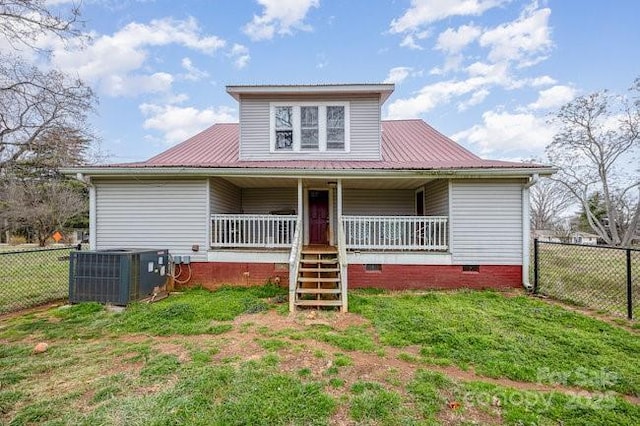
[533,238,539,294]
[627,249,633,320]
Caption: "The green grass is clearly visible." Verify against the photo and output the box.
[1,285,639,425]
[0,247,72,314]
[536,243,640,318]
[0,285,286,340]
[351,290,640,395]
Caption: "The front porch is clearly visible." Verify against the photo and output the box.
[207,176,451,312]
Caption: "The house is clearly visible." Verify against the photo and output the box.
[570,231,599,245]
[69,83,554,311]
[532,229,563,243]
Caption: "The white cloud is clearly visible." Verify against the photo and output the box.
[435,24,481,53]
[104,72,174,97]
[457,88,490,111]
[180,57,209,81]
[399,30,430,50]
[48,17,225,96]
[243,0,319,41]
[384,67,413,84]
[229,43,250,69]
[479,4,552,67]
[452,109,556,155]
[528,85,576,110]
[390,0,506,34]
[386,76,492,119]
[140,103,237,144]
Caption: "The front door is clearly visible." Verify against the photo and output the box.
[309,190,329,244]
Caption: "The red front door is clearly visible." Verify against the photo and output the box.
[309,190,329,244]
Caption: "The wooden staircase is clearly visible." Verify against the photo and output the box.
[294,246,344,309]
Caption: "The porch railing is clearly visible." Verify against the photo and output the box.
[211,214,298,248]
[341,215,448,251]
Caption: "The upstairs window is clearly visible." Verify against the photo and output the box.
[275,106,293,150]
[270,102,349,153]
[300,106,319,150]
[326,106,345,150]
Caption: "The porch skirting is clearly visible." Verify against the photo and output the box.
[175,261,522,291]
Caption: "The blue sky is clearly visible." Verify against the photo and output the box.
[35,0,640,163]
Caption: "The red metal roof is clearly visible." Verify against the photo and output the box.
[122,119,539,170]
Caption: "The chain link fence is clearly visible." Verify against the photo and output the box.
[533,240,639,319]
[0,245,81,314]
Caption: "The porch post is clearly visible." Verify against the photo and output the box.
[337,179,342,222]
[297,178,303,221]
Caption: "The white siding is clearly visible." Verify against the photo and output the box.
[450,179,524,265]
[241,188,298,214]
[343,189,414,215]
[239,95,380,160]
[210,177,241,214]
[424,180,449,216]
[95,179,208,261]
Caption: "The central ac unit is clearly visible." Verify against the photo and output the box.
[69,249,169,305]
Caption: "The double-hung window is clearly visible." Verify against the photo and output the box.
[300,106,319,150]
[270,102,349,152]
[274,106,293,150]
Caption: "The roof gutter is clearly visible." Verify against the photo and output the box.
[62,166,557,180]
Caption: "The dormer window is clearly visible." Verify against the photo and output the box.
[270,102,350,153]
[275,106,293,150]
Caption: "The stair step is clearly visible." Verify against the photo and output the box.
[296,288,341,294]
[299,267,340,273]
[298,277,341,283]
[300,259,338,264]
[301,248,338,255]
[294,300,344,307]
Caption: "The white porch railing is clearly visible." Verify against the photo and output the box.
[341,215,448,251]
[211,214,298,248]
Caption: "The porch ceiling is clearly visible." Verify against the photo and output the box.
[220,176,436,189]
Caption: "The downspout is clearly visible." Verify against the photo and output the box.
[521,173,539,290]
[76,173,96,250]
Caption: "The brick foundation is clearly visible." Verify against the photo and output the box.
[347,264,522,290]
[174,262,290,291]
[177,262,522,290]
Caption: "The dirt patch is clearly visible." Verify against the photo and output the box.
[155,342,191,363]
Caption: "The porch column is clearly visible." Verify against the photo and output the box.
[337,179,343,231]
[297,178,303,222]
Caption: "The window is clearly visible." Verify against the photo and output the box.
[326,106,345,150]
[300,106,318,149]
[270,102,349,152]
[462,265,479,273]
[365,264,382,272]
[275,106,293,150]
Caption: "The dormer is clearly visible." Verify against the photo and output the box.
[226,83,394,161]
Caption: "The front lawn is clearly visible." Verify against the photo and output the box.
[0,286,638,425]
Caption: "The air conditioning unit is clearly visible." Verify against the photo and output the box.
[69,249,169,305]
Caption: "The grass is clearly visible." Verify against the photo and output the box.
[1,284,639,425]
[536,243,640,318]
[350,290,640,396]
[0,246,73,314]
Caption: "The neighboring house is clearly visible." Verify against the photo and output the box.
[570,231,599,245]
[532,230,563,243]
[533,229,600,245]
[69,83,554,311]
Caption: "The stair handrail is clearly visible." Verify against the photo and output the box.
[337,218,349,312]
[288,216,303,312]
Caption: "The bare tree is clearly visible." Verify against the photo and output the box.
[547,79,640,247]
[530,178,574,230]
[0,0,83,51]
[0,56,95,173]
[0,178,86,246]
